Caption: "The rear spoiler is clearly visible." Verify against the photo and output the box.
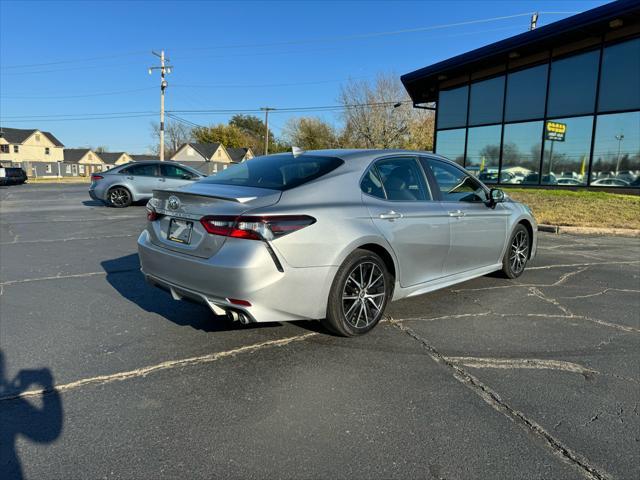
[152,189,254,203]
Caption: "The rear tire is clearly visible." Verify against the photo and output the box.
[108,186,132,208]
[322,249,391,337]
[501,224,530,279]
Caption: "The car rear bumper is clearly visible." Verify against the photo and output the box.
[137,229,337,323]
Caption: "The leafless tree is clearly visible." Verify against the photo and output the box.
[150,121,193,158]
[338,73,414,149]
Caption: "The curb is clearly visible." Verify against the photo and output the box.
[538,224,640,238]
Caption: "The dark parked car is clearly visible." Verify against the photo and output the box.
[0,166,28,186]
[522,173,557,185]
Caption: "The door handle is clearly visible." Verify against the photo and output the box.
[448,210,465,218]
[379,210,403,220]
[126,176,134,180]
[158,178,166,182]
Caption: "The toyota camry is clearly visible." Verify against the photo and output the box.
[138,150,537,336]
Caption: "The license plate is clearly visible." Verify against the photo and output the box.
[168,218,193,244]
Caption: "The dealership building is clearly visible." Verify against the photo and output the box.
[401,0,640,190]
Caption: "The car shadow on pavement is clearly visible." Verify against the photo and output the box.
[101,254,280,333]
[81,200,105,207]
[0,351,63,480]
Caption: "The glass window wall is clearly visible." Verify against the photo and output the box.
[465,124,502,182]
[437,85,469,129]
[435,129,466,165]
[547,50,599,117]
[591,111,640,187]
[500,122,543,185]
[469,76,505,126]
[598,38,640,113]
[505,64,548,122]
[541,116,593,185]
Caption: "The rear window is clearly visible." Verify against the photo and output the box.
[200,154,343,191]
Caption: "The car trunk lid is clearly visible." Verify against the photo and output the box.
[148,183,281,258]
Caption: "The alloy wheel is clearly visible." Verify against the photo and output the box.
[342,261,386,329]
[109,188,130,207]
[509,230,529,275]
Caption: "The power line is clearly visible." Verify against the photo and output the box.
[0,87,155,100]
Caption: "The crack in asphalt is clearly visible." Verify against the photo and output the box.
[444,356,598,378]
[0,333,318,402]
[389,318,613,480]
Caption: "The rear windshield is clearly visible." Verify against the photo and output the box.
[200,153,343,191]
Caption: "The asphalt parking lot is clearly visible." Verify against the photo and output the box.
[1,183,638,480]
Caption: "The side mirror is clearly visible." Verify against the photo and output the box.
[488,188,505,207]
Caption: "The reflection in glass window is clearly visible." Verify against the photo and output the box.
[375,157,430,201]
[437,85,468,129]
[435,128,466,165]
[424,159,488,203]
[465,125,502,183]
[501,121,543,185]
[505,64,548,122]
[598,38,640,113]
[547,50,599,117]
[469,76,505,126]
[541,116,593,185]
[591,111,640,187]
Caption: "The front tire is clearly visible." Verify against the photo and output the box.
[108,186,132,208]
[501,224,530,279]
[322,249,391,337]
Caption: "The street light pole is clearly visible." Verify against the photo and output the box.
[615,133,624,173]
[149,51,173,161]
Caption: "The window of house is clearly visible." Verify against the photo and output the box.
[598,38,640,113]
[45,164,52,173]
[45,147,50,155]
[13,145,19,153]
[590,111,640,187]
[35,134,41,141]
[79,165,85,174]
[65,164,71,174]
[501,121,544,185]
[547,50,599,117]
[435,128,466,165]
[468,76,505,126]
[505,64,548,122]
[437,85,469,129]
[0,145,9,153]
[541,116,593,185]
[464,124,502,182]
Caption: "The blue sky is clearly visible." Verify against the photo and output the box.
[0,0,607,153]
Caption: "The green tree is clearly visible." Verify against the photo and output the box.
[229,114,274,155]
[192,124,249,148]
[283,117,338,150]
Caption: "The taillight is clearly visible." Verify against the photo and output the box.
[91,174,103,181]
[147,210,159,221]
[200,215,315,241]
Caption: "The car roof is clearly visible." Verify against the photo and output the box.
[269,148,452,168]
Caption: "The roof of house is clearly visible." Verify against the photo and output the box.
[98,152,128,164]
[185,142,222,160]
[0,127,64,147]
[401,0,640,103]
[63,148,93,163]
[226,147,250,163]
[130,154,159,161]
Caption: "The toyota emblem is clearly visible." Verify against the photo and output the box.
[167,195,181,210]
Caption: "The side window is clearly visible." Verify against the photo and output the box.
[124,164,158,176]
[360,167,385,199]
[424,159,488,203]
[375,157,430,201]
[161,164,195,179]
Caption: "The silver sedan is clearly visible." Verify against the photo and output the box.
[138,150,537,336]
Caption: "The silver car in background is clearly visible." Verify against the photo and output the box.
[138,150,537,336]
[89,160,204,207]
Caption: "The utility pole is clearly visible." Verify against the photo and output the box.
[260,107,275,155]
[615,133,625,173]
[530,12,539,31]
[149,50,173,160]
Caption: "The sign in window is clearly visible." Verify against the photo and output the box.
[545,121,567,142]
